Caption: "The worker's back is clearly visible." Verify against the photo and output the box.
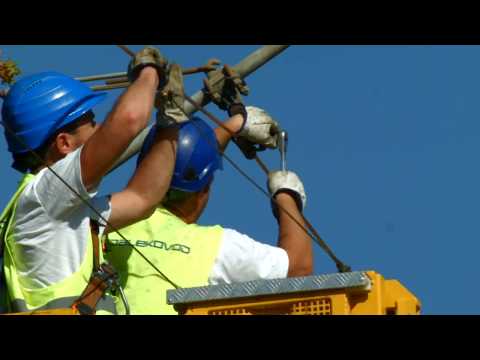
[105,207,222,314]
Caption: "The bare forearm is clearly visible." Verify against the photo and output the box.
[109,67,159,131]
[81,67,159,189]
[107,128,178,231]
[214,114,244,152]
[276,193,313,276]
[127,127,178,207]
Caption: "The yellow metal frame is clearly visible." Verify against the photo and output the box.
[174,271,421,315]
[4,308,79,315]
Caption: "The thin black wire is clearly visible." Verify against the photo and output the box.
[0,119,180,289]
[180,95,351,273]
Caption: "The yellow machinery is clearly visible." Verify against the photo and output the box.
[167,271,420,315]
[3,309,78,315]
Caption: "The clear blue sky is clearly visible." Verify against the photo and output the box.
[1,45,479,315]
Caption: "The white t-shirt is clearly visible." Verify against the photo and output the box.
[12,147,111,289]
[11,147,288,289]
[209,229,289,285]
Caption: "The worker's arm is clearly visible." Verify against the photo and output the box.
[81,67,158,191]
[214,114,243,152]
[106,127,178,231]
[80,47,166,191]
[275,192,313,276]
[214,105,280,152]
[269,171,313,277]
[106,63,188,231]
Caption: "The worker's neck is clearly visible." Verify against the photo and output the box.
[32,157,59,174]
[164,204,200,225]
[33,147,67,174]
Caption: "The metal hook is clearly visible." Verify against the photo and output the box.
[279,130,288,172]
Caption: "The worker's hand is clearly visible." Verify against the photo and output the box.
[206,64,248,111]
[237,106,280,149]
[156,63,189,128]
[228,102,248,122]
[127,46,168,87]
[268,170,307,212]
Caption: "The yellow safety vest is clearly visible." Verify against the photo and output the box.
[105,207,223,315]
[0,174,117,314]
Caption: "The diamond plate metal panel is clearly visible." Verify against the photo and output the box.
[167,271,371,305]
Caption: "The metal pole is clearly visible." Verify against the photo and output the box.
[183,45,290,114]
[109,45,290,172]
[91,82,131,91]
[75,72,126,82]
[77,61,220,85]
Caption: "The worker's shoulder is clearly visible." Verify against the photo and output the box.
[23,148,81,194]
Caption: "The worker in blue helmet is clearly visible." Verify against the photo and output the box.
[105,102,313,315]
[0,47,189,314]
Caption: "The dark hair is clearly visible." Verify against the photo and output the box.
[12,141,52,173]
[13,111,95,173]
[162,189,195,208]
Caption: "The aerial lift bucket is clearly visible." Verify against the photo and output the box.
[167,271,421,315]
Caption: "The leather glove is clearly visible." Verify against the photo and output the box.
[127,46,168,87]
[268,170,307,213]
[206,64,249,111]
[228,102,248,122]
[237,106,280,149]
[155,63,189,128]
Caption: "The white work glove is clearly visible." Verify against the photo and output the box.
[237,106,280,149]
[268,170,307,213]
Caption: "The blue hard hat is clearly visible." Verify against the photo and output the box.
[1,71,107,155]
[138,116,223,193]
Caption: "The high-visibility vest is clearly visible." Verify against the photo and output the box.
[106,207,223,315]
[0,174,117,314]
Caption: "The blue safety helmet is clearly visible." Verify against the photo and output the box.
[1,71,107,157]
[138,116,223,193]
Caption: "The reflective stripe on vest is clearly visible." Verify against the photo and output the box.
[1,174,117,314]
[106,207,223,315]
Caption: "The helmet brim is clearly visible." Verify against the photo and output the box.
[61,91,107,128]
